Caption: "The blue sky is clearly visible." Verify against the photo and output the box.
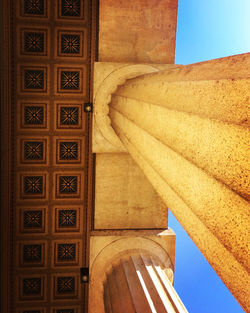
[170,1,249,312]
[175,0,250,65]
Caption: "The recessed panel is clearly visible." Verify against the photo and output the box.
[53,206,82,234]
[52,240,82,267]
[19,65,49,95]
[18,275,47,301]
[18,241,47,268]
[53,137,84,165]
[52,273,79,300]
[53,172,84,200]
[55,27,87,60]
[18,26,49,57]
[17,207,47,234]
[17,137,49,165]
[54,65,86,96]
[55,102,84,131]
[56,0,86,21]
[18,101,49,131]
[19,0,48,18]
[18,173,48,200]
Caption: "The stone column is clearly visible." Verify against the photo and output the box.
[104,254,187,313]
[89,230,176,313]
[105,53,250,311]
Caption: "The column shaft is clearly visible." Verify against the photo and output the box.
[104,254,188,313]
[108,53,250,311]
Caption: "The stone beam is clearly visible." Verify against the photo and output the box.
[98,0,178,64]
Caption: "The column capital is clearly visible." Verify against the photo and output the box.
[93,62,177,153]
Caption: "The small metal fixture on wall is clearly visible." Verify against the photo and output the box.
[84,102,93,113]
[81,267,89,283]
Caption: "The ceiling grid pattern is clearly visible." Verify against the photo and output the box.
[13,1,94,312]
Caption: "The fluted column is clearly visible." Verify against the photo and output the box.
[107,53,250,311]
[104,254,187,313]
